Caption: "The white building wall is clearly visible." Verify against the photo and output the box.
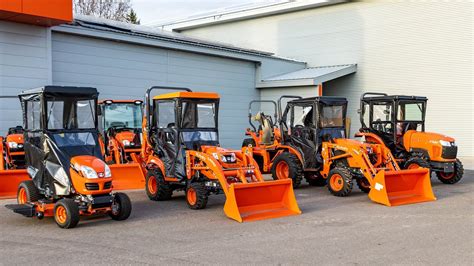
[0,21,50,131]
[180,1,473,156]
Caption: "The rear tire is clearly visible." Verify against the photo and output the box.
[109,193,132,221]
[17,180,41,204]
[436,159,463,184]
[327,167,353,197]
[54,199,80,229]
[304,172,326,187]
[356,177,371,193]
[186,182,208,210]
[146,168,173,201]
[271,152,303,188]
[242,138,256,148]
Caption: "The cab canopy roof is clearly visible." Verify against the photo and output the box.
[99,99,143,104]
[20,86,98,99]
[362,95,427,102]
[289,96,347,105]
[153,91,220,100]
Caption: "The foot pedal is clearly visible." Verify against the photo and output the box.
[5,204,35,217]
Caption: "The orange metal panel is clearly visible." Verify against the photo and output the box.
[153,92,220,100]
[0,1,21,13]
[0,0,72,26]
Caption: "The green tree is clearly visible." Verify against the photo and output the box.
[126,9,140,25]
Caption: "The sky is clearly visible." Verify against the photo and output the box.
[132,0,281,26]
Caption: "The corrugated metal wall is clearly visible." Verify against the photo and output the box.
[181,1,473,156]
[51,32,258,148]
[0,21,50,131]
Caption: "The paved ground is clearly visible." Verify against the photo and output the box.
[0,171,472,265]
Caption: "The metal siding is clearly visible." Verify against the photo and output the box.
[182,1,473,156]
[0,21,49,133]
[51,32,257,148]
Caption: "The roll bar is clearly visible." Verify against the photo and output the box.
[359,92,388,127]
[144,86,192,130]
[248,100,277,131]
[277,95,302,120]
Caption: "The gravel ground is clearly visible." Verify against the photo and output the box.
[0,171,472,265]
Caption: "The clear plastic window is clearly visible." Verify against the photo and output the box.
[46,99,95,130]
[320,105,344,127]
[51,132,96,147]
[27,100,41,130]
[104,103,142,130]
[197,103,216,128]
[157,101,176,128]
[397,102,423,121]
[292,105,313,127]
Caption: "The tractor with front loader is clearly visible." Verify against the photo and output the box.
[98,99,146,190]
[244,96,435,206]
[136,86,301,222]
[359,93,464,184]
[5,86,131,228]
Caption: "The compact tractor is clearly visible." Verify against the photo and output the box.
[6,86,131,228]
[136,86,300,222]
[359,93,464,184]
[0,96,30,198]
[98,100,146,190]
[244,96,435,206]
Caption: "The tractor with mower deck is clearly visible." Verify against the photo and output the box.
[98,99,146,190]
[244,96,435,206]
[6,86,132,228]
[136,86,301,222]
[359,93,464,184]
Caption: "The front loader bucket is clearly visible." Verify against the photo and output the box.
[368,168,436,206]
[223,179,301,222]
[109,163,146,190]
[0,169,30,199]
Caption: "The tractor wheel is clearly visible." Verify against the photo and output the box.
[327,167,353,197]
[404,156,430,170]
[109,192,132,221]
[356,177,371,193]
[436,159,464,184]
[186,182,208,210]
[54,199,80,229]
[17,180,41,204]
[271,152,303,188]
[304,172,326,187]
[242,138,256,148]
[146,169,173,201]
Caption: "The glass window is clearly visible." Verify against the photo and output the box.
[157,101,175,128]
[398,102,423,121]
[320,105,344,127]
[104,103,142,130]
[51,132,96,147]
[46,99,96,130]
[292,105,313,127]
[27,100,41,130]
[197,103,216,128]
[76,100,95,129]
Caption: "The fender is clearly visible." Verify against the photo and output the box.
[355,132,385,145]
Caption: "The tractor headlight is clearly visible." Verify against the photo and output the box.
[122,140,131,147]
[8,142,18,149]
[80,165,98,179]
[439,140,451,147]
[104,164,112,178]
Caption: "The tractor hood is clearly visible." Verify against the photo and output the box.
[403,130,457,161]
[403,130,455,147]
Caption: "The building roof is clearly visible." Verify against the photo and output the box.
[52,15,304,64]
[158,0,346,31]
[257,64,357,88]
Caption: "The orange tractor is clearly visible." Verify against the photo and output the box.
[244,96,435,206]
[98,100,146,190]
[0,96,30,199]
[6,86,131,228]
[136,86,300,222]
[359,93,464,184]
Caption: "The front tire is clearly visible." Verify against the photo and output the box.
[436,159,464,184]
[109,193,132,221]
[17,180,41,204]
[327,167,353,197]
[356,177,371,193]
[271,152,303,188]
[54,199,80,229]
[186,182,208,210]
[404,156,430,170]
[146,168,173,201]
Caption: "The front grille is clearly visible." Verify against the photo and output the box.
[103,181,112,189]
[85,183,99,191]
[442,145,457,159]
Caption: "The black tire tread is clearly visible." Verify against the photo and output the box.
[109,192,132,221]
[436,159,464,184]
[146,168,173,201]
[54,198,80,229]
[18,180,41,203]
[271,152,303,188]
[327,167,353,197]
[304,172,326,187]
[186,182,208,210]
